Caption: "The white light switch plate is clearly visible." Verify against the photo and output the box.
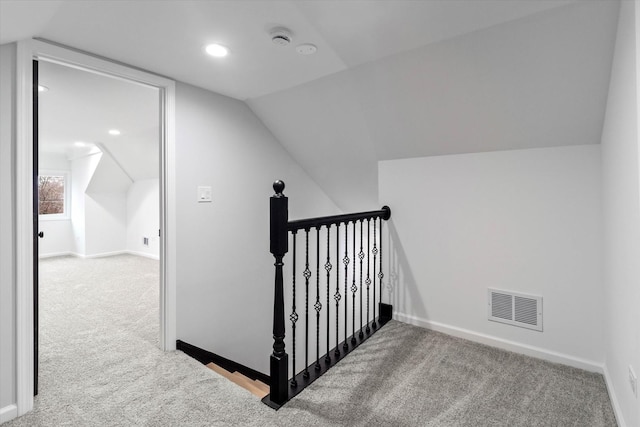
[197,186,212,203]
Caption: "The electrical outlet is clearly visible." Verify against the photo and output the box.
[630,365,637,398]
[143,237,149,246]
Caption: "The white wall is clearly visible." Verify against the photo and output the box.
[38,152,73,257]
[38,220,73,258]
[70,153,101,255]
[82,150,131,257]
[0,42,17,419]
[84,193,127,257]
[601,1,640,426]
[39,151,158,259]
[60,151,157,259]
[38,152,67,170]
[126,179,159,259]
[379,145,603,369]
[175,82,339,374]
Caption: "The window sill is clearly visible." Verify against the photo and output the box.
[39,216,71,221]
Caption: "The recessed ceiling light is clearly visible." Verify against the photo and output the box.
[38,85,49,92]
[108,129,121,136]
[74,141,87,147]
[205,43,229,58]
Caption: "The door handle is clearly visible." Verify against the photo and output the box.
[38,231,44,238]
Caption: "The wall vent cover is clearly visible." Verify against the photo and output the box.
[488,289,542,331]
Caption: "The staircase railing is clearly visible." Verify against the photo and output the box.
[264,180,392,409]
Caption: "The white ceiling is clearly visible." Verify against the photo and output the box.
[249,1,620,210]
[0,0,620,211]
[1,0,577,100]
[39,61,159,181]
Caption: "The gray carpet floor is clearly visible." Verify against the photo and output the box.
[5,255,617,426]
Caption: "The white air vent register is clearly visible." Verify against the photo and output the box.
[488,289,542,331]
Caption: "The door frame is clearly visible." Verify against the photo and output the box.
[15,39,177,416]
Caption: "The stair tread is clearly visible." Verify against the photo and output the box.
[253,379,270,394]
[205,363,269,399]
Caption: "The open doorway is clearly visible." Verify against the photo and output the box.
[15,39,176,414]
[35,60,161,395]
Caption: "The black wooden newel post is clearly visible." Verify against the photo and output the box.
[270,180,289,405]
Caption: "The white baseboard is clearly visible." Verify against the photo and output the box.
[0,404,18,423]
[125,250,160,260]
[603,364,628,427]
[38,251,74,259]
[82,250,128,259]
[394,312,603,373]
[38,250,159,260]
[38,251,125,259]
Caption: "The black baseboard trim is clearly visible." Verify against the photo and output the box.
[176,340,270,384]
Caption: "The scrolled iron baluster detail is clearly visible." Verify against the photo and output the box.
[379,218,384,320]
[303,228,311,379]
[315,227,321,371]
[358,219,365,339]
[290,231,298,387]
[366,218,371,335]
[334,223,341,357]
[351,221,357,345]
[324,226,332,364]
[343,223,349,351]
[372,218,378,330]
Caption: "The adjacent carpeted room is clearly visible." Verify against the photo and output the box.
[5,255,616,426]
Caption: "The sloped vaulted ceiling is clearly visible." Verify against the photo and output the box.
[0,0,620,212]
[248,1,619,211]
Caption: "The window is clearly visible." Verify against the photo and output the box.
[38,171,70,220]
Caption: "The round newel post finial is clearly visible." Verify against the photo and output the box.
[381,205,391,221]
[273,180,285,197]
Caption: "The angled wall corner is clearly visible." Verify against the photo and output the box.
[0,42,17,416]
[85,147,132,195]
[70,148,133,258]
[601,1,640,427]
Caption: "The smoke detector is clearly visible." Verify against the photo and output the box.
[270,27,292,46]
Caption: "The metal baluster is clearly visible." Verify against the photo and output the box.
[366,218,371,335]
[303,229,311,379]
[315,227,321,370]
[290,232,298,387]
[351,221,357,345]
[334,223,341,357]
[372,218,378,330]
[358,220,365,339]
[343,223,349,351]
[378,218,384,322]
[324,226,332,364]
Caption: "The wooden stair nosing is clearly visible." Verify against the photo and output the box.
[206,362,269,399]
[252,379,270,394]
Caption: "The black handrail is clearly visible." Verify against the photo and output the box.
[288,207,391,232]
[265,180,392,409]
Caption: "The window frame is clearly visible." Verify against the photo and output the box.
[37,169,70,221]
